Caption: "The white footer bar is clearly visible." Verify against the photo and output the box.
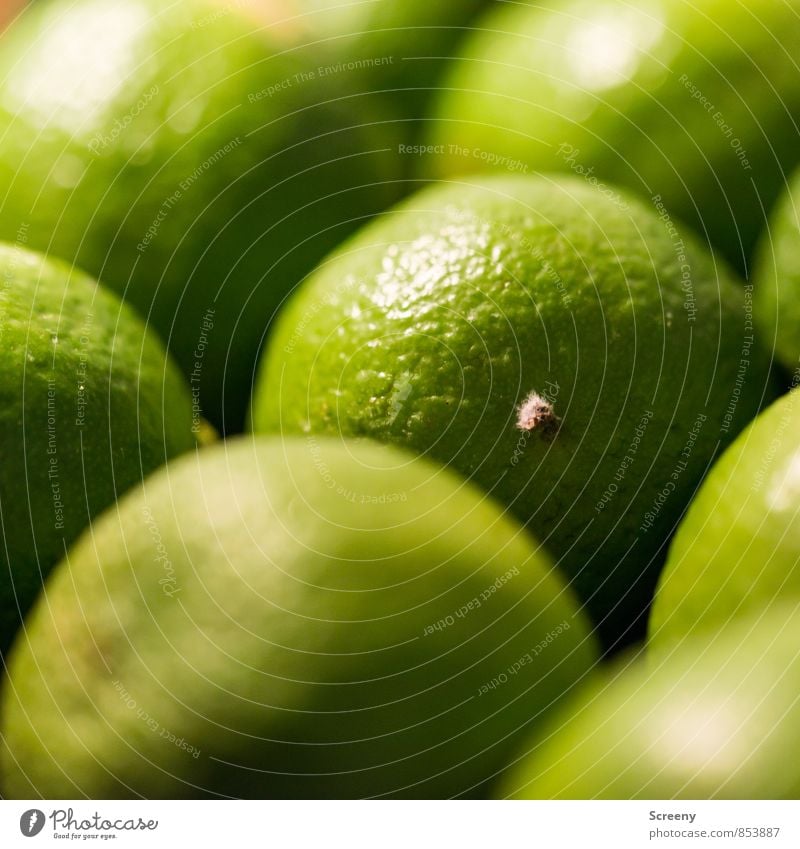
[2,800,798,848]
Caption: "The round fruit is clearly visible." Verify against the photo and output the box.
[0,243,195,654]
[250,174,772,648]
[500,603,800,799]
[0,437,598,799]
[753,167,800,371]
[0,0,400,432]
[424,0,800,273]
[274,0,491,135]
[650,385,800,651]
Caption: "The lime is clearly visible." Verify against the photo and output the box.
[500,602,800,799]
[0,0,401,433]
[270,0,491,136]
[753,167,800,372]
[649,385,800,651]
[0,436,597,799]
[250,174,772,648]
[0,243,195,653]
[424,0,800,274]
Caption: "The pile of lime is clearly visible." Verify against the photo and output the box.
[1,0,799,800]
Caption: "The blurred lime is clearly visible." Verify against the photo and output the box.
[0,243,195,653]
[251,175,772,648]
[0,0,401,432]
[425,0,800,273]
[501,603,800,799]
[274,0,492,135]
[753,167,800,371]
[0,436,597,799]
[650,386,800,651]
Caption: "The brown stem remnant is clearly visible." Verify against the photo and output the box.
[516,391,560,438]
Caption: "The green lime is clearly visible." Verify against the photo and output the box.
[0,436,597,799]
[0,243,195,654]
[500,602,800,799]
[273,0,491,135]
[0,0,401,433]
[753,167,800,372]
[649,384,800,651]
[250,174,772,648]
[424,0,800,274]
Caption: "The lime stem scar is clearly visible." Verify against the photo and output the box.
[516,391,560,436]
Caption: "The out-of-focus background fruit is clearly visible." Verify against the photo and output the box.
[0,244,196,654]
[426,0,800,276]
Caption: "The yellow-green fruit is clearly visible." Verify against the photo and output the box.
[501,603,800,799]
[0,437,598,799]
[274,0,492,134]
[0,243,195,654]
[251,175,773,648]
[753,168,800,371]
[650,386,800,651]
[0,0,400,433]
[425,0,800,273]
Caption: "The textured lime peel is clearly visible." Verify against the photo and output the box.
[251,175,773,648]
